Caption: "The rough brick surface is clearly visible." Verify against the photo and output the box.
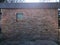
[1,9,58,41]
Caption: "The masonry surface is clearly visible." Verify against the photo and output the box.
[1,9,58,41]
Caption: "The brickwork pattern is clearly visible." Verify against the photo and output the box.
[1,9,58,41]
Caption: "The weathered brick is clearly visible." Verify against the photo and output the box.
[1,9,58,41]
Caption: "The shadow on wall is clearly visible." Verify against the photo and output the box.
[1,9,58,45]
[1,17,58,41]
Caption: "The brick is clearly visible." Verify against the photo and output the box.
[1,9,58,41]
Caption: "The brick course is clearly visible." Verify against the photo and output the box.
[1,9,58,41]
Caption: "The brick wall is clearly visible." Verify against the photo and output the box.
[1,9,58,41]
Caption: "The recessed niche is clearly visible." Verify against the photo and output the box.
[16,13,23,21]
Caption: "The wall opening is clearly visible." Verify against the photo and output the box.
[16,13,24,21]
